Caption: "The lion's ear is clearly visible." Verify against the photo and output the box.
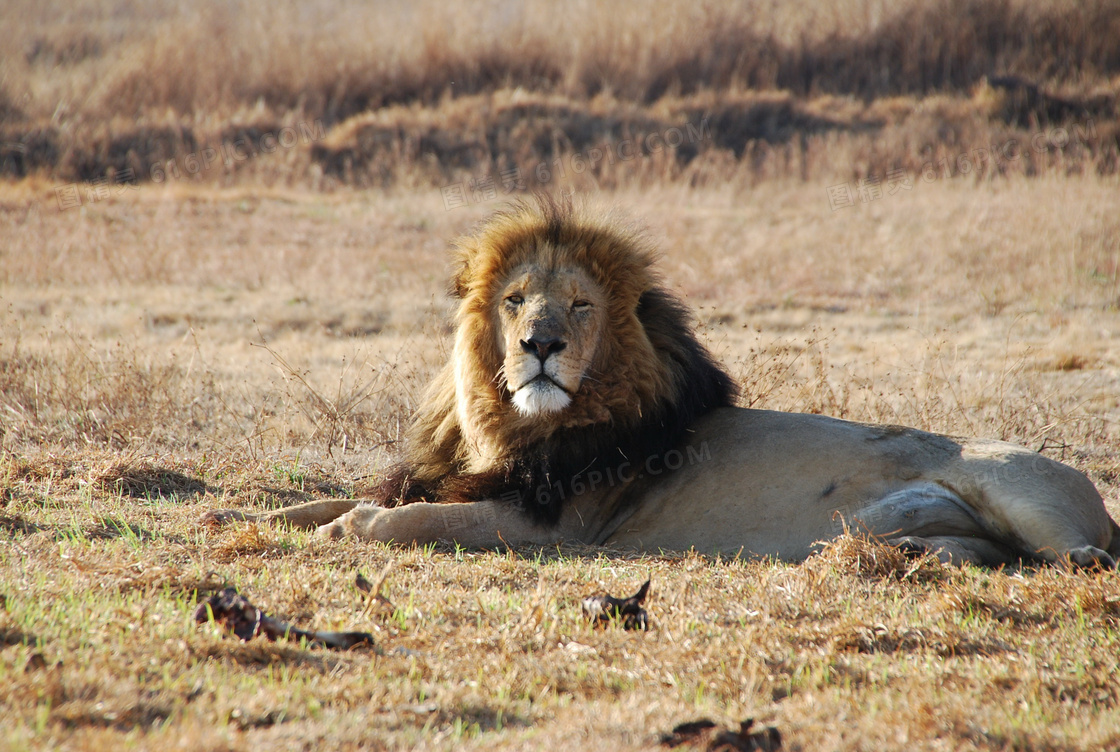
[450,263,470,298]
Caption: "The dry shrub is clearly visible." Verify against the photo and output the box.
[310,91,698,188]
[14,0,1115,119]
[0,333,236,450]
[806,532,948,583]
[830,622,939,656]
[256,343,411,456]
[59,120,195,183]
[5,82,1114,186]
[940,571,1120,622]
[212,523,286,560]
[0,452,77,486]
[0,324,419,461]
[0,81,24,125]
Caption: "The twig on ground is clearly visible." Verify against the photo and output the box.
[194,587,375,650]
[582,578,651,630]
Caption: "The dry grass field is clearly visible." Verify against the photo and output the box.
[3,1,1120,750]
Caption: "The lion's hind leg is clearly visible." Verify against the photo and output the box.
[201,499,361,530]
[859,478,1118,570]
[888,535,1021,567]
[855,482,1023,567]
[1064,544,1117,570]
[965,450,1118,570]
[891,536,1116,569]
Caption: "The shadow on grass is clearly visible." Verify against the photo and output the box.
[94,463,212,501]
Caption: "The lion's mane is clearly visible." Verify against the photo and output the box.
[372,197,738,525]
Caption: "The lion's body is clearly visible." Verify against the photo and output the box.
[205,198,1119,568]
[601,408,1117,566]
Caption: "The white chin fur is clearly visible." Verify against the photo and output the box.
[512,381,571,415]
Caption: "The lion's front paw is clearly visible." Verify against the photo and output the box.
[314,505,384,542]
[315,517,348,540]
[200,509,252,527]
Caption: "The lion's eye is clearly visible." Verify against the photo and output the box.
[505,294,524,306]
[572,300,592,311]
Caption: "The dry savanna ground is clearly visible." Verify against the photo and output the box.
[3,0,1120,750]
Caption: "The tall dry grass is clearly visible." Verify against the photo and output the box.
[1,0,1118,185]
[4,0,1118,121]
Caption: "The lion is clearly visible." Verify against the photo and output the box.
[205,197,1120,568]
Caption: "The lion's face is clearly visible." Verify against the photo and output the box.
[441,198,710,463]
[496,261,607,416]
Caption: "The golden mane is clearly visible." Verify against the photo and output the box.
[374,196,738,524]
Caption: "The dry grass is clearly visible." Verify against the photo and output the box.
[2,1,1120,749]
[4,0,1118,119]
[3,502,1120,750]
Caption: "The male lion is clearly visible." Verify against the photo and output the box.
[206,198,1119,568]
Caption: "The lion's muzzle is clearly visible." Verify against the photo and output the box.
[509,337,576,415]
[521,336,567,361]
[511,375,572,415]
[507,325,581,415]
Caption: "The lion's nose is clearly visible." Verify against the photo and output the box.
[521,336,567,362]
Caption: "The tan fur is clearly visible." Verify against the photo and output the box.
[204,200,1119,568]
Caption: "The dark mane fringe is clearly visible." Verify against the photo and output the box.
[372,283,738,525]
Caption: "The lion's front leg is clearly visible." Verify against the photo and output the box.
[202,498,361,530]
[316,500,572,548]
